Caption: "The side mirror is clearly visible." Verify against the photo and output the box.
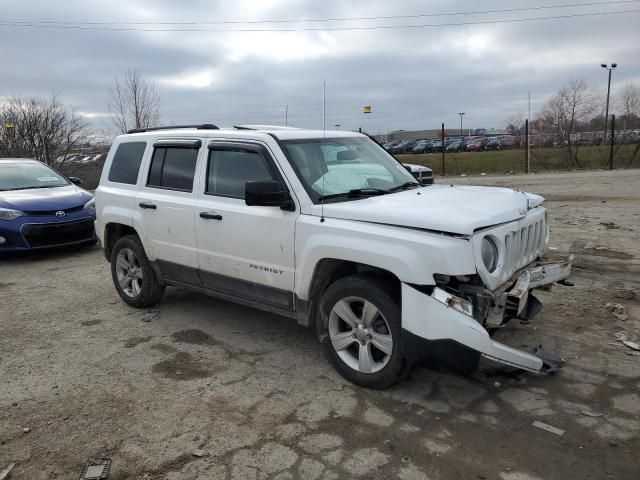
[68,176,83,185]
[245,181,292,209]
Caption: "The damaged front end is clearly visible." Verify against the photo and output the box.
[401,203,574,376]
[402,238,572,376]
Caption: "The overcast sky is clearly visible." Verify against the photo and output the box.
[1,0,639,136]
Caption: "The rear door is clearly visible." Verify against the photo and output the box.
[194,141,297,310]
[136,138,203,286]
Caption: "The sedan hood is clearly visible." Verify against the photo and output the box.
[321,184,533,235]
[0,185,92,212]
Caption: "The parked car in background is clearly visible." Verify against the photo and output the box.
[466,137,488,152]
[383,140,400,152]
[485,137,503,150]
[0,158,96,253]
[426,139,444,153]
[411,140,431,154]
[445,139,465,153]
[402,163,434,184]
[392,140,416,154]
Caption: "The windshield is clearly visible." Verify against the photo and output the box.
[0,161,69,191]
[282,137,419,202]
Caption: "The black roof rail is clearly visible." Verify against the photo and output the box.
[126,124,219,134]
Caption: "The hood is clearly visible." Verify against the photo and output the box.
[321,184,534,235]
[0,185,92,212]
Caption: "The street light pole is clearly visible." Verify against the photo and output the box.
[334,124,341,131]
[458,112,465,137]
[601,63,617,141]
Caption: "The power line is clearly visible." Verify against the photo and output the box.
[0,8,638,32]
[2,0,637,26]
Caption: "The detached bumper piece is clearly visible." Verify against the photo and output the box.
[534,345,565,374]
[401,263,570,376]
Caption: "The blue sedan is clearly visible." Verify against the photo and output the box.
[0,158,96,253]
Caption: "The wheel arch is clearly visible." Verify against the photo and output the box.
[103,223,139,261]
[302,258,401,329]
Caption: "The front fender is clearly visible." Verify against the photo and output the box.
[294,215,476,300]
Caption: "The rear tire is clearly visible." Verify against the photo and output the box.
[110,235,165,308]
[318,274,409,389]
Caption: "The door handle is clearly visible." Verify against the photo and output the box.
[139,202,157,210]
[200,212,223,220]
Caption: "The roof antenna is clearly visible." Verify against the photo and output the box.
[320,81,326,223]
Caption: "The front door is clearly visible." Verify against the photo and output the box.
[194,141,297,309]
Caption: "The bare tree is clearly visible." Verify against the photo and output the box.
[504,112,525,136]
[616,82,640,127]
[108,70,160,134]
[539,79,599,166]
[0,95,87,165]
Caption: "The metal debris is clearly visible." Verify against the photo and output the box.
[581,410,605,418]
[532,420,565,436]
[140,310,159,323]
[603,303,627,320]
[0,463,15,480]
[80,457,111,480]
[622,340,640,351]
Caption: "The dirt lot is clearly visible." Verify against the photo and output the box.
[1,169,639,480]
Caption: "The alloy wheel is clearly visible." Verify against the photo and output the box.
[115,248,143,297]
[328,296,393,374]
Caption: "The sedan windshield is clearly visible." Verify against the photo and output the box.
[0,161,69,191]
[281,137,419,203]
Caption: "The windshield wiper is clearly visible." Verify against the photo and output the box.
[386,181,421,193]
[318,188,389,201]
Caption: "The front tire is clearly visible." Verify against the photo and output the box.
[318,274,409,389]
[110,235,165,308]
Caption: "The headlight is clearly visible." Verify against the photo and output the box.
[84,198,95,212]
[481,237,499,273]
[0,208,25,221]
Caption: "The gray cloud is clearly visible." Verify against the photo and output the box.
[1,0,638,136]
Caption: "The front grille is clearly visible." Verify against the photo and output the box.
[503,216,547,278]
[21,219,95,248]
[23,205,85,216]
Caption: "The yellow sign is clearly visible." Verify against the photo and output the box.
[363,106,372,114]
[4,122,15,129]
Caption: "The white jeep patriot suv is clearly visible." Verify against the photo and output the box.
[95,124,571,389]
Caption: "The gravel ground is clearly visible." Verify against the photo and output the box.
[1,169,639,480]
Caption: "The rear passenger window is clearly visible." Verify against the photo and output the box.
[108,142,147,184]
[206,149,276,198]
[147,147,199,192]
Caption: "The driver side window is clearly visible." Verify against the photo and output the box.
[206,148,277,199]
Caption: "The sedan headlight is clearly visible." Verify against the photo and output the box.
[83,198,95,212]
[481,237,499,273]
[0,208,25,221]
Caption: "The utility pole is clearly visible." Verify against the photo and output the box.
[458,112,465,137]
[525,119,530,174]
[601,63,617,141]
[441,123,445,177]
[285,104,288,126]
[609,114,615,170]
[527,92,531,174]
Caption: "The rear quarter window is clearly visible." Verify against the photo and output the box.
[108,142,147,184]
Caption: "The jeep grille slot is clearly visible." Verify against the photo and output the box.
[503,216,546,278]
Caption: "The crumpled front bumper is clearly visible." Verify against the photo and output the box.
[401,256,572,375]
